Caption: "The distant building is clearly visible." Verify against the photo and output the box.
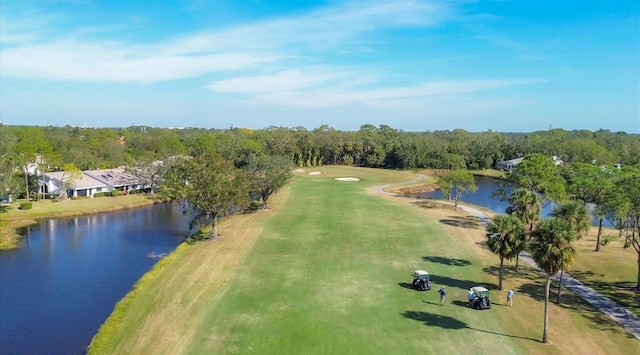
[552,156,564,166]
[496,157,524,171]
[41,167,146,198]
[84,168,146,193]
[496,155,565,171]
[41,171,107,198]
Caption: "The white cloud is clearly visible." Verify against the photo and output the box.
[207,68,352,93]
[0,0,454,83]
[239,78,544,108]
[1,41,285,82]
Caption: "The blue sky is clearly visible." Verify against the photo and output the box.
[1,0,638,132]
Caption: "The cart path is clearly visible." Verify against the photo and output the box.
[456,203,640,340]
[373,175,640,340]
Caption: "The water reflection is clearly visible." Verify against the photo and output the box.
[421,176,609,226]
[0,203,191,355]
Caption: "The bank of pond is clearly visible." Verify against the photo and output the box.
[0,203,191,354]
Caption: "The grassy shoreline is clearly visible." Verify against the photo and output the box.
[0,195,156,250]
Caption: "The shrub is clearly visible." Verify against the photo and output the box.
[93,192,106,197]
[111,191,119,197]
[19,202,33,210]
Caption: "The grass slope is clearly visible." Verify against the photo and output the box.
[89,167,638,354]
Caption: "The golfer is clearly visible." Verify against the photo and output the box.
[438,286,446,305]
[507,289,514,306]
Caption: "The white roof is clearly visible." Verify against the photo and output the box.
[471,286,489,292]
[84,168,143,187]
[44,171,107,190]
[414,270,429,276]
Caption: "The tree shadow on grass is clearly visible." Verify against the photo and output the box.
[402,310,539,341]
[0,205,10,213]
[439,215,483,229]
[568,270,639,316]
[402,311,467,329]
[483,265,637,339]
[411,200,441,209]
[516,279,636,339]
[430,274,498,291]
[423,256,472,266]
[483,266,541,282]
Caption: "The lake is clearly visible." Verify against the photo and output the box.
[421,176,610,226]
[0,203,191,355]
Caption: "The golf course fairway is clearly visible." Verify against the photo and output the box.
[89,166,638,354]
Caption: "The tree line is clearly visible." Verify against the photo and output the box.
[1,124,638,175]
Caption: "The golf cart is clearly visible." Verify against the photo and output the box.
[412,270,431,291]
[469,286,491,310]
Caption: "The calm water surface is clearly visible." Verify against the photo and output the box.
[0,203,190,355]
[422,176,608,226]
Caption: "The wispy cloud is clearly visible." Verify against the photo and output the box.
[0,0,543,110]
[214,76,544,108]
[207,68,349,93]
[0,0,453,83]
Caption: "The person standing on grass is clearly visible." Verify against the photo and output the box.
[507,289,514,306]
[438,286,446,305]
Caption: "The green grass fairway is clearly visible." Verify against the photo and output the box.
[89,167,638,354]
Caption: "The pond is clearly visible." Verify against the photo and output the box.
[421,176,610,226]
[0,203,191,355]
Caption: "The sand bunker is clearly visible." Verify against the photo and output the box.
[335,177,360,182]
[309,171,322,175]
[294,168,306,173]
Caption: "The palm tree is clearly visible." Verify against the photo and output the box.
[550,200,590,304]
[507,188,541,270]
[530,218,577,344]
[508,188,542,231]
[551,200,590,238]
[486,214,525,290]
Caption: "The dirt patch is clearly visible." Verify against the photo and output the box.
[398,183,438,195]
[335,177,360,182]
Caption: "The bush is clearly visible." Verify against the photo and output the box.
[111,191,119,197]
[19,202,33,210]
[93,192,107,197]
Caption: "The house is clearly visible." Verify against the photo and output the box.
[41,171,108,198]
[495,157,524,171]
[496,155,564,171]
[41,167,147,198]
[84,168,146,193]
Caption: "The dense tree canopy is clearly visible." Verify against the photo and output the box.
[1,125,638,175]
[157,153,249,239]
[243,155,293,209]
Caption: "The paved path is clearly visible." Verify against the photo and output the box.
[374,176,640,340]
